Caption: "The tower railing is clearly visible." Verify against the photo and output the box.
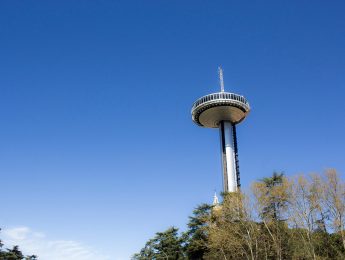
[191,92,250,112]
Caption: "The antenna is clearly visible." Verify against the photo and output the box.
[218,66,225,92]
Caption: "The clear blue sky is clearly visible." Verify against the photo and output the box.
[1,1,345,259]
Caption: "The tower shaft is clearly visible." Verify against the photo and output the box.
[219,121,239,193]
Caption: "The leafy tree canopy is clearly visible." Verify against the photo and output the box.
[0,229,37,260]
[134,170,345,260]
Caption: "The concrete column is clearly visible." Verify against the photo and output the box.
[219,121,237,192]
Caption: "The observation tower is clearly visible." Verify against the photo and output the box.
[191,68,250,193]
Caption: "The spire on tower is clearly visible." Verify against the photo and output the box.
[218,66,225,92]
[213,192,219,205]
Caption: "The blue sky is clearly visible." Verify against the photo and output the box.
[1,1,345,259]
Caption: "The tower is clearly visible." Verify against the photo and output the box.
[191,67,250,193]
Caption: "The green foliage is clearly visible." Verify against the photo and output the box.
[259,171,286,221]
[0,229,38,260]
[132,227,185,260]
[134,170,345,260]
[183,204,212,260]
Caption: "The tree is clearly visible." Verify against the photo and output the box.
[0,244,37,260]
[277,170,345,259]
[183,204,212,260]
[0,229,38,260]
[133,170,345,260]
[323,169,345,252]
[3,246,24,260]
[207,192,262,260]
[252,172,291,260]
[132,227,185,260]
[257,172,287,220]
[287,174,322,260]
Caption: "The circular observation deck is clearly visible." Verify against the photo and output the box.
[191,92,250,128]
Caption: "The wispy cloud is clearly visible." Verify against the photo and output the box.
[2,227,110,260]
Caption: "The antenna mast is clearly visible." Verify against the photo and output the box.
[218,66,225,92]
